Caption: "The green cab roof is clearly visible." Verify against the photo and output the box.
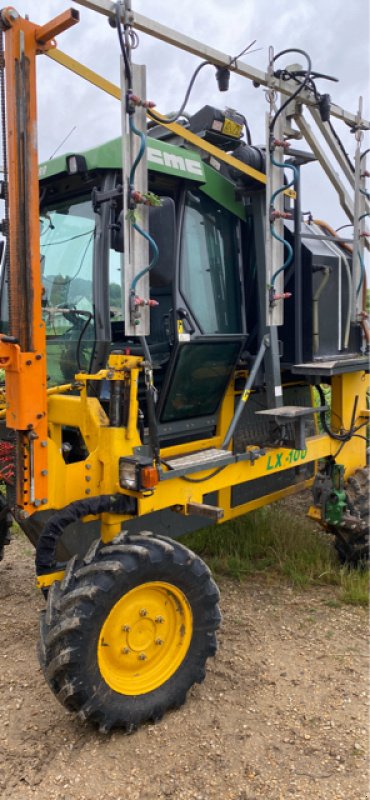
[39,136,205,182]
[39,134,245,220]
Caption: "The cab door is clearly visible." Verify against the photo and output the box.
[156,188,246,441]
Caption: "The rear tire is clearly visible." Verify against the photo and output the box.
[38,533,220,732]
[334,467,369,566]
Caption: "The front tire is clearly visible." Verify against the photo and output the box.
[38,533,220,732]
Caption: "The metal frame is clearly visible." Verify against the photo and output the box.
[0,2,368,545]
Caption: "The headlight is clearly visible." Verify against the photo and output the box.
[119,458,159,491]
[119,458,138,490]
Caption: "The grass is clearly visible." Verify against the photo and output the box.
[183,505,369,607]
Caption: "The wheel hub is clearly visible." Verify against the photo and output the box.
[97,581,193,695]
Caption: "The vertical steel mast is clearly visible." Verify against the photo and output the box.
[0,7,78,513]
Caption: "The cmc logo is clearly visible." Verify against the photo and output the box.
[147,147,204,178]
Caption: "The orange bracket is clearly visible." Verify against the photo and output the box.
[35,8,80,49]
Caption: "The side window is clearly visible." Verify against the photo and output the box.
[40,198,96,384]
[179,190,242,334]
[109,249,123,322]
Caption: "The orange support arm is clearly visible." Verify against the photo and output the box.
[0,7,79,513]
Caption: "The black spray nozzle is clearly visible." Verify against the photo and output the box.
[215,67,230,92]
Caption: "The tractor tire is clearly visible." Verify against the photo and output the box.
[38,533,220,733]
[334,467,369,567]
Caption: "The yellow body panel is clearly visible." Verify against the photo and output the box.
[39,363,369,548]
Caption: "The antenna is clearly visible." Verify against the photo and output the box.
[48,125,77,160]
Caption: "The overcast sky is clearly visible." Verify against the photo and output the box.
[4,0,370,235]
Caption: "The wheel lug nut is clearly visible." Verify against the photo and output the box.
[155,638,164,646]
[122,625,131,632]
[155,615,164,623]
[138,653,147,661]
[139,609,147,617]
[121,647,130,655]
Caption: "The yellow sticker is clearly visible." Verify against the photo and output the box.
[222,118,243,138]
[242,389,250,402]
[177,319,184,334]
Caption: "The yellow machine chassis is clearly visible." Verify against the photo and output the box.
[33,352,368,591]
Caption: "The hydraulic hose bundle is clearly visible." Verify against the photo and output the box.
[267,48,312,308]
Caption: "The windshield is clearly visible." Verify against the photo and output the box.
[40,198,96,385]
[180,190,242,334]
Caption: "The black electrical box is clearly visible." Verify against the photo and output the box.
[281,221,363,367]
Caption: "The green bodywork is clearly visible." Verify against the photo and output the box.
[324,463,347,526]
[39,134,246,220]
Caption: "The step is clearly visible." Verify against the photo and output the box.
[291,356,369,377]
[165,448,232,471]
[256,405,326,420]
[256,405,327,450]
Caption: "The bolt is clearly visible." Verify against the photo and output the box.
[122,625,131,632]
[41,470,48,476]
[33,499,41,508]
[35,354,42,360]
[85,489,91,495]
[25,360,32,366]
[85,463,92,470]
[36,413,44,419]
[139,609,147,617]
[41,441,48,448]
[155,615,164,624]
[85,476,91,482]
[121,647,130,655]
[155,638,164,646]
[41,498,48,505]
[138,653,147,661]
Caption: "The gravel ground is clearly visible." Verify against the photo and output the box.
[0,532,368,800]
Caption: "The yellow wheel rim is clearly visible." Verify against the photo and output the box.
[97,581,193,695]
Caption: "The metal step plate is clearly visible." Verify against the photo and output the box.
[165,448,231,471]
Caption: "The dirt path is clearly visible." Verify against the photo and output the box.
[0,533,368,800]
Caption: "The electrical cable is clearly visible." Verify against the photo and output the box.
[159,457,226,484]
[113,16,160,295]
[115,2,132,90]
[275,65,355,176]
[75,310,93,372]
[316,385,367,442]
[180,466,225,483]
[331,432,369,460]
[40,229,95,248]
[269,48,312,134]
[266,51,311,299]
[148,60,211,126]
[41,230,95,288]
[357,250,366,296]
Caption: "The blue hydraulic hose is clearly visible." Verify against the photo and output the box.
[270,157,298,287]
[129,115,146,187]
[131,223,159,292]
[127,114,159,292]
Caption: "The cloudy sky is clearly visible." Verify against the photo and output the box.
[5,0,370,233]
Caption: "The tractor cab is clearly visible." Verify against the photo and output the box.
[35,118,254,445]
